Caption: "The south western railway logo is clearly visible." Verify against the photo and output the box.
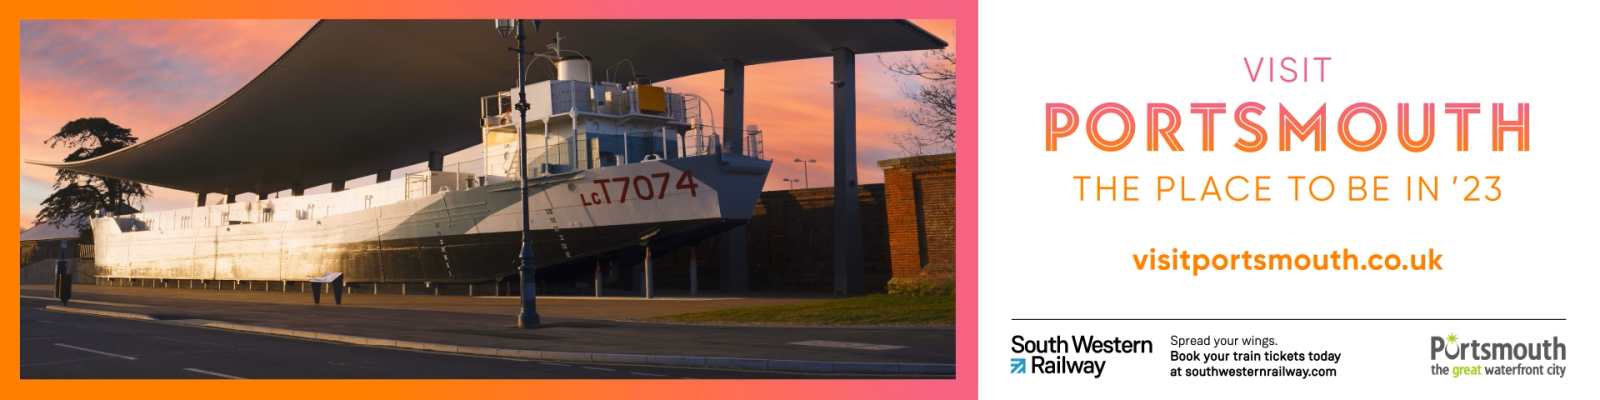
[1010,335,1154,378]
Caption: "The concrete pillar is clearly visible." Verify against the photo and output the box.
[722,58,745,154]
[595,260,602,298]
[717,58,750,294]
[331,181,346,193]
[428,151,444,172]
[196,193,207,207]
[226,193,237,204]
[376,169,392,183]
[832,47,866,296]
[291,182,305,197]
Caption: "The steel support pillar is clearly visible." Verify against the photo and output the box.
[291,182,305,197]
[331,181,345,193]
[689,247,698,297]
[644,247,653,299]
[722,58,745,154]
[376,169,392,183]
[196,193,207,207]
[832,47,866,296]
[717,57,749,294]
[226,193,237,204]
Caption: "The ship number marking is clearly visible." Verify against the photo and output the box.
[582,170,699,207]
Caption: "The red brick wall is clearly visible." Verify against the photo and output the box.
[880,154,956,280]
[653,184,891,292]
[651,153,955,293]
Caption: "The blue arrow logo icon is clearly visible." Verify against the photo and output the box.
[1010,358,1026,374]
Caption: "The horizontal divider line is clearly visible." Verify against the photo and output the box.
[1013,318,1566,321]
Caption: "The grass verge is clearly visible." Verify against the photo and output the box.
[646,294,954,326]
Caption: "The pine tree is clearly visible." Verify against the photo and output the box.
[34,118,151,241]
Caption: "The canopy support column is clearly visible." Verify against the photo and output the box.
[291,182,304,197]
[332,181,346,193]
[832,47,866,296]
[196,193,207,207]
[376,169,392,183]
[718,57,748,294]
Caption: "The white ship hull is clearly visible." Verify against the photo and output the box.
[92,155,769,285]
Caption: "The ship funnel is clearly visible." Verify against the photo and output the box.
[557,56,592,82]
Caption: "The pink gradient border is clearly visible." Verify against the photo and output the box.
[6,1,977,398]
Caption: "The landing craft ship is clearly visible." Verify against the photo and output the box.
[28,20,946,294]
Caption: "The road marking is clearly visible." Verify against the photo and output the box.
[185,368,245,379]
[541,362,570,367]
[55,343,137,360]
[22,295,150,307]
[630,372,667,377]
[581,366,616,372]
[788,340,907,351]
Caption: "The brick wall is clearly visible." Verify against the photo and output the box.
[879,154,956,289]
[648,153,955,294]
[653,184,891,292]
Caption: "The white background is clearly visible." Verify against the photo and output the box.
[978,1,1597,397]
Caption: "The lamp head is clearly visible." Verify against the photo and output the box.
[494,19,516,38]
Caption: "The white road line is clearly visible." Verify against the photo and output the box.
[21,295,150,307]
[55,343,137,360]
[581,366,616,372]
[540,362,570,367]
[630,372,667,377]
[185,368,246,379]
[788,340,907,351]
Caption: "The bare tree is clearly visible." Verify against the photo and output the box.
[880,46,955,156]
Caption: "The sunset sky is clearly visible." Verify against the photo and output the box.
[18,19,954,229]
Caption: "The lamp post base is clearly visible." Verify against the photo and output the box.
[518,314,540,329]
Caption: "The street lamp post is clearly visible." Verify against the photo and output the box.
[783,178,796,190]
[793,158,816,188]
[497,19,540,329]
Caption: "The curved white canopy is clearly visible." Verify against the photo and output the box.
[27,19,946,195]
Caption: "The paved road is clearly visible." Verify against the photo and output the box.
[20,298,890,379]
[20,286,954,365]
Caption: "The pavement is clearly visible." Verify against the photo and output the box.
[19,284,954,378]
[21,298,887,379]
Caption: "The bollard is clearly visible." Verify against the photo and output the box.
[312,281,323,304]
[54,259,72,305]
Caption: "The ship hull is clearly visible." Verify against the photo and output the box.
[92,155,768,284]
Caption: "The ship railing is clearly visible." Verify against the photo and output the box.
[681,125,766,160]
[402,156,492,198]
[482,81,690,125]
[480,92,514,127]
